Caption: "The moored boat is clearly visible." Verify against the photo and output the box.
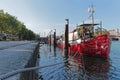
[57,5,111,57]
[57,23,111,57]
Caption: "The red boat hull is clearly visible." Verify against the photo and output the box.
[57,34,111,57]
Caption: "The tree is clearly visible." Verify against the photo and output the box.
[0,9,36,40]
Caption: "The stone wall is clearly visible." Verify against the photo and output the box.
[20,42,39,80]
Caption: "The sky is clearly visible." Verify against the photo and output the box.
[0,0,120,36]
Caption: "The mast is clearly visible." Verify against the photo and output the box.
[88,4,95,35]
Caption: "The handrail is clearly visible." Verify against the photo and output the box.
[0,61,65,80]
[0,50,104,80]
[0,51,78,80]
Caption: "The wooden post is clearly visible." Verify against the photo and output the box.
[50,34,51,46]
[53,29,56,54]
[54,29,56,48]
[100,21,102,34]
[64,19,69,57]
[49,34,51,52]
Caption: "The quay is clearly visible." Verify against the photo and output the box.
[0,41,39,80]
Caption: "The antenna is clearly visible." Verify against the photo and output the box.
[88,4,95,33]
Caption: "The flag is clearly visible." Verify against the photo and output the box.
[88,7,92,13]
[88,7,95,13]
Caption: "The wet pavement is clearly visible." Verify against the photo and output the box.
[0,41,38,76]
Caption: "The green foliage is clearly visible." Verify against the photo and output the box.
[0,9,36,40]
[94,30,109,37]
[77,27,83,35]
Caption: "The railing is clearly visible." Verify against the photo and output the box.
[94,27,109,36]
[0,54,71,80]
[0,51,105,80]
[0,62,64,80]
[0,52,78,80]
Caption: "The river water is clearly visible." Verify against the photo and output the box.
[38,41,120,80]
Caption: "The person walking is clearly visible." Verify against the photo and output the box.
[3,32,7,40]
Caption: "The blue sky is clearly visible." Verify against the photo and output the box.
[0,0,120,36]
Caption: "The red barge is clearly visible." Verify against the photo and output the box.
[57,6,111,57]
[57,24,111,57]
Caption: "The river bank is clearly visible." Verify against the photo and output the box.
[0,41,39,80]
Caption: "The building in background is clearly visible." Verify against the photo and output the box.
[109,29,120,41]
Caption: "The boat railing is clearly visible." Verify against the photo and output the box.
[76,25,109,41]
[94,26,109,37]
